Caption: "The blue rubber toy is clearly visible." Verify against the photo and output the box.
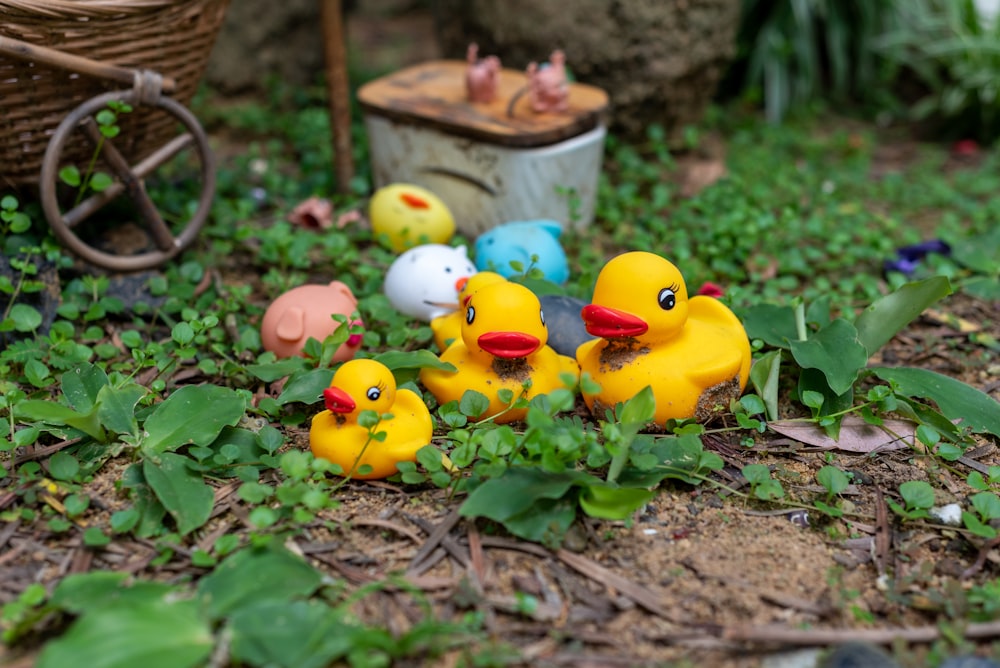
[474,220,570,284]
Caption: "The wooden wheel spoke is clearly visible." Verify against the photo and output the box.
[78,117,178,251]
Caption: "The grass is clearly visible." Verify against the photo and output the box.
[1,85,1000,667]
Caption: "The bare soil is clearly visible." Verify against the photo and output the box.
[2,200,998,668]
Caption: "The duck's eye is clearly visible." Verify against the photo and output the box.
[366,386,382,402]
[466,305,476,324]
[658,287,677,311]
[540,308,546,326]
[445,266,453,273]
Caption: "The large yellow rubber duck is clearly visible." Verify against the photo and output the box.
[429,271,507,350]
[420,281,579,423]
[310,359,433,479]
[576,251,752,424]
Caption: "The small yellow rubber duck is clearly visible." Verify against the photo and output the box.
[429,271,507,350]
[575,251,751,424]
[310,358,433,479]
[420,281,580,423]
[369,183,455,252]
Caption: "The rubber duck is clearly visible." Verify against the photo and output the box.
[260,281,363,361]
[429,270,506,350]
[575,251,751,424]
[420,281,579,423]
[309,358,433,479]
[369,183,455,252]
[384,244,478,321]
[474,220,569,284]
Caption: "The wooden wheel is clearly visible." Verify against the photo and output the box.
[39,90,215,272]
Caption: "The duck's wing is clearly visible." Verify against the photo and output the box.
[685,296,752,386]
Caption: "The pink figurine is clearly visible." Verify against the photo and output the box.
[526,50,569,113]
[261,281,364,361]
[465,43,501,104]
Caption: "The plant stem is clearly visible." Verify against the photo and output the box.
[794,299,808,341]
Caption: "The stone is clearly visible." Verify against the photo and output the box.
[432,0,741,144]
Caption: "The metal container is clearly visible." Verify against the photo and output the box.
[358,60,608,237]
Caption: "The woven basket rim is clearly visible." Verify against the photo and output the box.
[0,0,183,18]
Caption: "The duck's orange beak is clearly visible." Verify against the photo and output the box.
[323,386,356,413]
[477,331,540,358]
[581,304,648,338]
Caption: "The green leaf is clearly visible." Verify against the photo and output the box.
[141,385,245,454]
[83,527,111,546]
[58,165,81,187]
[950,228,1000,274]
[816,465,849,496]
[619,386,656,425]
[49,572,174,614]
[88,172,114,193]
[741,304,797,349]
[499,495,578,545]
[741,463,772,485]
[460,467,580,522]
[276,368,334,405]
[578,483,655,520]
[246,358,311,383]
[9,303,42,332]
[61,363,109,413]
[97,383,145,437]
[196,544,323,620]
[143,453,214,535]
[971,491,1000,521]
[374,349,457,373]
[854,276,952,354]
[15,400,106,442]
[750,350,782,421]
[962,511,998,540]
[49,452,80,481]
[459,390,491,418]
[37,598,212,668]
[871,367,1000,438]
[963,276,1000,301]
[228,600,355,668]
[899,480,934,510]
[789,318,868,396]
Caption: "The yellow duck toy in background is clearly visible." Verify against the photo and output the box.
[421,281,579,423]
[310,358,433,479]
[369,183,455,252]
[576,251,752,424]
[429,271,507,350]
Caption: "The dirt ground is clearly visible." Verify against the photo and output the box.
[2,198,998,668]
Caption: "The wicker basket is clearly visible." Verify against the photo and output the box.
[0,0,229,187]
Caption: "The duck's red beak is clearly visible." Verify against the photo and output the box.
[477,331,541,358]
[581,304,648,338]
[323,386,355,413]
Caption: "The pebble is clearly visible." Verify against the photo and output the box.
[819,642,899,668]
[939,658,1000,668]
[538,293,594,357]
[929,503,964,526]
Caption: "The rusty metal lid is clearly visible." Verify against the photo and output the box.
[357,60,609,148]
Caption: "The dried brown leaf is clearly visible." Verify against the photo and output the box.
[767,415,917,453]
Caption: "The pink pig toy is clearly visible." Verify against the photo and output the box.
[465,43,501,104]
[261,281,364,361]
[526,50,569,113]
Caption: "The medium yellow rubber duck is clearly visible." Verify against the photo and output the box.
[429,271,507,350]
[420,281,580,423]
[575,251,751,424]
[310,358,433,479]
